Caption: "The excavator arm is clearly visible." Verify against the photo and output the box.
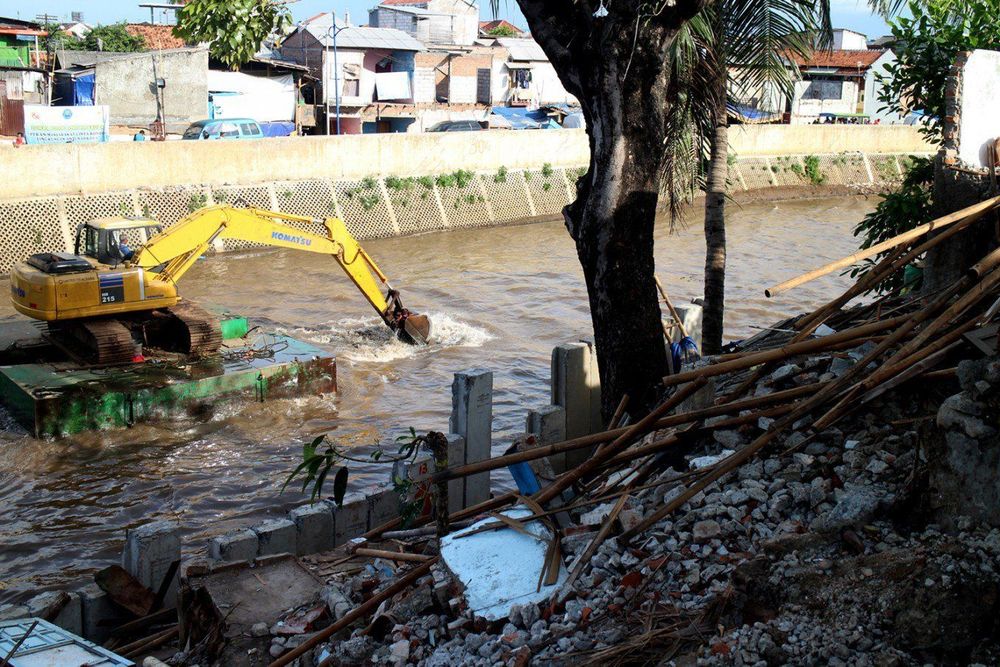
[130,205,431,344]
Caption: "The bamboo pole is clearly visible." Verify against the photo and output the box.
[662,315,909,387]
[420,382,823,487]
[533,378,709,505]
[353,548,432,563]
[563,493,630,590]
[765,196,1000,298]
[655,276,687,339]
[273,559,436,667]
[118,626,178,659]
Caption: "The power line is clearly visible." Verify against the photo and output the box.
[35,13,60,25]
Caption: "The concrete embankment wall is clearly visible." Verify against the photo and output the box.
[0,126,932,275]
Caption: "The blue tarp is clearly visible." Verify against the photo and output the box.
[258,121,296,137]
[72,73,95,106]
[727,102,781,124]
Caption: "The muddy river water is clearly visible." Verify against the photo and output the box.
[0,196,874,599]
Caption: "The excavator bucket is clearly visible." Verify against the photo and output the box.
[400,313,432,345]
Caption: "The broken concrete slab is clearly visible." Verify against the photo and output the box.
[78,583,131,644]
[439,506,567,622]
[181,555,324,641]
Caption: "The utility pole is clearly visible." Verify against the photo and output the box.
[326,12,344,135]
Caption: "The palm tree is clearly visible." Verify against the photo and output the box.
[665,1,832,355]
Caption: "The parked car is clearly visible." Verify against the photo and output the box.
[426,120,483,132]
[182,118,264,140]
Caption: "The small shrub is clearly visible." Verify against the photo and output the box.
[361,176,378,190]
[541,163,554,178]
[803,155,825,185]
[417,175,434,189]
[494,166,508,183]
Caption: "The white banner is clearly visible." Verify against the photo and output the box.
[24,105,110,144]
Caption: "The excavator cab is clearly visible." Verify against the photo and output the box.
[75,218,164,266]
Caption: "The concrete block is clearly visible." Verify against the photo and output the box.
[253,518,297,556]
[209,529,259,562]
[79,583,128,643]
[526,405,567,474]
[121,520,181,608]
[450,370,493,507]
[446,433,465,514]
[367,487,399,531]
[21,591,82,636]
[673,303,704,353]
[677,376,715,414]
[0,604,28,621]
[289,503,335,556]
[332,494,370,546]
[551,343,600,468]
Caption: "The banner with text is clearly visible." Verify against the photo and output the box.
[24,105,110,144]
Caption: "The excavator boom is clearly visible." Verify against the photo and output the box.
[132,206,431,344]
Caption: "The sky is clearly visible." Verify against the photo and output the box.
[0,0,892,40]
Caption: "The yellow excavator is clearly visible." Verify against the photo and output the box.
[9,206,432,364]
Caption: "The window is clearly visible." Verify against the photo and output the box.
[342,79,360,97]
[239,123,254,135]
[803,78,844,100]
[218,123,240,138]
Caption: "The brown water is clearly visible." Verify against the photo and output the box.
[0,196,873,600]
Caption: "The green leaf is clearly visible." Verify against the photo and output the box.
[333,467,349,507]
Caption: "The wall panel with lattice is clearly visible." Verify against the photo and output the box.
[737,158,776,190]
[64,192,139,233]
[0,197,68,274]
[829,152,871,185]
[383,178,446,235]
[524,168,569,216]
[869,154,902,185]
[138,187,212,229]
[274,180,338,222]
[436,175,491,229]
[481,170,533,223]
[333,180,396,239]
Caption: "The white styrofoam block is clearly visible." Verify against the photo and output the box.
[439,506,567,621]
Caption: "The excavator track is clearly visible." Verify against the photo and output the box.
[48,319,136,366]
[162,302,222,358]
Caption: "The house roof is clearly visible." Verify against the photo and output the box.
[379,0,429,5]
[125,23,187,50]
[787,49,885,72]
[304,18,424,51]
[480,20,524,35]
[497,37,547,61]
[57,46,206,69]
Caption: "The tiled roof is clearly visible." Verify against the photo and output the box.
[787,49,886,70]
[125,23,186,50]
[480,19,523,34]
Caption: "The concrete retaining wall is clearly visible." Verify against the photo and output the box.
[0,126,929,199]
[0,149,926,276]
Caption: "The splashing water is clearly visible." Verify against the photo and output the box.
[281,312,494,363]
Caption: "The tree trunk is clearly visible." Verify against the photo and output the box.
[702,89,729,355]
[516,1,706,420]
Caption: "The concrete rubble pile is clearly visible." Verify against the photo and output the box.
[175,195,1000,667]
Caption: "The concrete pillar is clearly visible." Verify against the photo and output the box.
[446,433,466,514]
[121,520,181,608]
[289,503,335,555]
[450,370,493,507]
[253,518,297,556]
[672,303,704,353]
[367,487,399,531]
[208,529,258,562]
[526,405,567,474]
[332,494,370,546]
[79,583,128,643]
[551,343,601,468]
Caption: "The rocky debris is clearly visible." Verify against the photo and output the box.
[202,307,1000,666]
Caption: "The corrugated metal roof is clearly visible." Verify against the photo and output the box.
[305,21,424,51]
[498,37,547,62]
